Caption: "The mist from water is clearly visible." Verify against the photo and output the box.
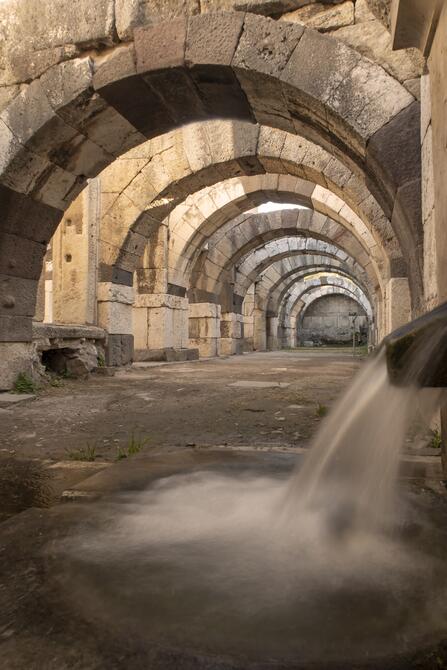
[55,333,447,664]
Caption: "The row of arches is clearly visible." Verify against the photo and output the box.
[0,10,423,386]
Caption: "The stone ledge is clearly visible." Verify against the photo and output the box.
[32,322,106,342]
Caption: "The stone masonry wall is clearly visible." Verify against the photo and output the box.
[299,293,367,343]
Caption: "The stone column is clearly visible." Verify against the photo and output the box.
[52,179,99,326]
[281,315,294,348]
[97,283,134,366]
[266,314,279,350]
[253,308,267,351]
[220,312,244,356]
[386,277,411,333]
[134,224,191,355]
[189,303,221,358]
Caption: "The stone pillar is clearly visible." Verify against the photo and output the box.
[133,294,189,353]
[189,303,221,358]
[281,315,294,348]
[266,314,279,350]
[97,283,134,366]
[220,312,244,356]
[52,179,100,326]
[386,277,411,333]
[136,224,168,296]
[253,308,267,351]
[0,185,61,389]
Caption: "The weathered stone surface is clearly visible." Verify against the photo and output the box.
[0,314,32,342]
[233,13,304,78]
[0,275,37,317]
[0,342,36,390]
[0,0,115,89]
[32,323,106,340]
[280,2,354,32]
[365,0,391,29]
[333,19,423,85]
[186,12,245,67]
[135,18,187,73]
[105,333,134,366]
[116,0,200,40]
[0,185,62,243]
[0,233,47,281]
[366,100,421,202]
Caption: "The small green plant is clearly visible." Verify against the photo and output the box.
[13,372,38,394]
[116,446,128,461]
[97,354,106,368]
[429,429,442,449]
[66,442,97,462]
[116,430,150,461]
[49,376,64,388]
[316,403,328,418]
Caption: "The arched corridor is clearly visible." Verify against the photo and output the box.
[2,2,447,668]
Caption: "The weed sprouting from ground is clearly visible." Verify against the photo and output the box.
[48,376,64,387]
[13,373,38,394]
[316,404,328,418]
[429,429,442,449]
[116,430,150,461]
[66,442,98,462]
[0,457,53,519]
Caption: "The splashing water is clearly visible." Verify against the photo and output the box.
[284,350,416,535]
[54,335,447,665]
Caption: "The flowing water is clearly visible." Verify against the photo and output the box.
[55,336,447,666]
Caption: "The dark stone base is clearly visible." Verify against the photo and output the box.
[105,334,134,367]
[134,347,199,362]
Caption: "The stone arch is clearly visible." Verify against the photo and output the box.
[296,289,371,346]
[164,165,394,294]
[0,12,420,385]
[188,214,377,305]
[240,256,369,310]
[264,265,371,316]
[284,277,373,325]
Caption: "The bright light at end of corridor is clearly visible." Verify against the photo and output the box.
[257,202,308,214]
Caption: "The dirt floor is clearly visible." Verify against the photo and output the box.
[1,350,447,669]
[1,350,362,464]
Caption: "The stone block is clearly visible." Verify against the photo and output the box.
[186,12,244,67]
[281,2,354,32]
[105,333,134,367]
[233,14,304,78]
[189,336,220,358]
[387,277,411,332]
[93,45,137,91]
[0,275,38,317]
[0,314,32,342]
[188,302,221,319]
[366,100,421,203]
[0,342,36,390]
[333,19,423,85]
[97,300,133,335]
[135,18,186,73]
[96,282,134,305]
